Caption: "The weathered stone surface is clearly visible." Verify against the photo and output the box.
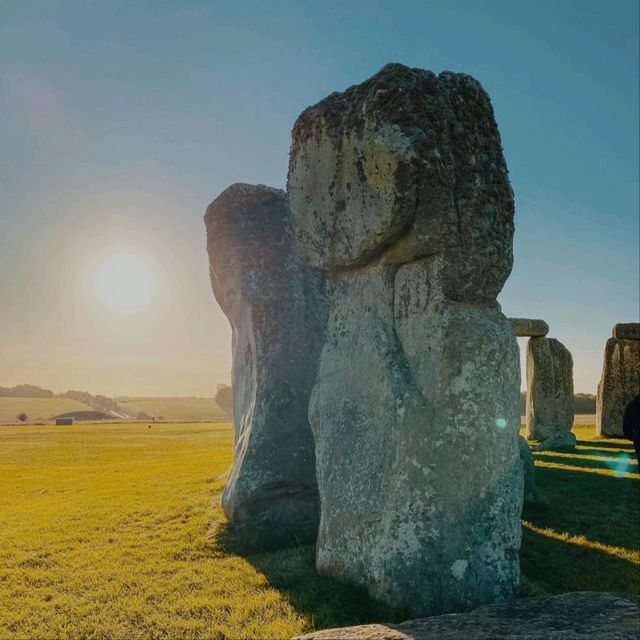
[518,435,537,503]
[509,317,549,337]
[526,337,574,443]
[293,592,640,640]
[204,183,327,527]
[613,323,640,341]
[288,64,522,616]
[534,431,577,453]
[289,63,515,303]
[597,336,640,437]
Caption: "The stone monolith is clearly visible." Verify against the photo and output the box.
[205,184,327,527]
[596,324,640,437]
[525,337,574,447]
[288,63,522,616]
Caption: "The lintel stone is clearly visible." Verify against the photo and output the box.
[509,318,549,337]
[613,323,640,341]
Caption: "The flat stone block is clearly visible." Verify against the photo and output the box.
[509,318,549,337]
[613,323,640,341]
[293,592,640,640]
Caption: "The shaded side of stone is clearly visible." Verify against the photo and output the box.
[613,323,640,341]
[509,317,549,337]
[525,337,574,442]
[534,431,577,452]
[596,337,640,437]
[204,183,327,527]
[518,435,537,503]
[288,63,522,617]
[293,592,640,640]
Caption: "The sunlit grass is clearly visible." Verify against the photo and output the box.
[0,422,397,639]
[0,420,638,638]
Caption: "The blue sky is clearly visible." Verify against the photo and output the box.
[0,0,638,395]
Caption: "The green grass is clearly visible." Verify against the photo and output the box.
[521,423,639,595]
[0,421,637,638]
[117,397,226,421]
[0,398,93,424]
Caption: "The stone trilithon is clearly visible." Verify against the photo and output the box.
[288,64,523,616]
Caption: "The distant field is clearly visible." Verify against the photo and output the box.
[0,398,92,424]
[117,397,226,421]
[520,414,596,426]
[0,420,637,638]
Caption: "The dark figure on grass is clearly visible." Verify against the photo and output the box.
[623,395,640,466]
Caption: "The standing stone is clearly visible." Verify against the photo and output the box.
[525,337,575,447]
[288,64,522,616]
[596,324,640,437]
[204,184,327,528]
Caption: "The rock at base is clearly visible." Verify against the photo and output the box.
[534,431,577,453]
[613,323,640,341]
[597,336,640,437]
[526,337,574,442]
[293,592,640,640]
[518,435,537,502]
[510,318,549,337]
[204,183,327,528]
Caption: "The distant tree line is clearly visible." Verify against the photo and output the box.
[0,384,117,412]
[519,392,596,414]
[0,384,54,398]
[60,390,117,411]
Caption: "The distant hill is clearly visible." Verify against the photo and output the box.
[0,398,94,423]
[116,397,225,421]
[520,392,595,415]
[0,384,227,424]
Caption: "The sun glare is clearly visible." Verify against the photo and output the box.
[92,253,157,316]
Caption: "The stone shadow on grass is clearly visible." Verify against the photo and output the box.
[534,452,639,474]
[576,439,635,451]
[521,523,639,594]
[524,463,639,552]
[209,520,408,631]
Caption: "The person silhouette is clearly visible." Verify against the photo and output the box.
[622,394,640,467]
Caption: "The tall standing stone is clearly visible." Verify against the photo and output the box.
[525,337,575,446]
[596,323,640,437]
[288,64,522,616]
[205,184,327,528]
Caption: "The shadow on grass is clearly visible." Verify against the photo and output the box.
[524,462,639,553]
[576,439,635,451]
[209,521,408,631]
[535,452,639,473]
[521,525,639,594]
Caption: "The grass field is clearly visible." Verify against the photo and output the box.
[0,398,92,424]
[117,397,226,421]
[0,422,637,639]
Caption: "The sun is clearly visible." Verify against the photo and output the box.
[92,252,157,316]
